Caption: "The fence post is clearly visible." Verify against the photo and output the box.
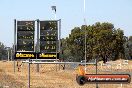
[96,57,99,88]
[28,59,31,88]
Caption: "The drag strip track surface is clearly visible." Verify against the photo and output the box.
[0,68,25,88]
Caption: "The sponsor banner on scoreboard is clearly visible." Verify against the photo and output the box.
[14,52,59,59]
[37,52,59,59]
[14,52,36,59]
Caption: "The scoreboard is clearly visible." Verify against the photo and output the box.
[14,20,60,60]
[17,21,35,51]
[40,21,58,53]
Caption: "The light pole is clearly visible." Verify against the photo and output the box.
[11,49,12,61]
[51,5,58,71]
[83,0,87,74]
[5,47,10,61]
[51,6,56,20]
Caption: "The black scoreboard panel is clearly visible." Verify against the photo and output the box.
[40,30,57,37]
[17,21,35,31]
[40,21,57,30]
[40,21,58,53]
[17,40,34,51]
[40,41,57,52]
[17,31,34,39]
[40,36,57,41]
[17,21,35,51]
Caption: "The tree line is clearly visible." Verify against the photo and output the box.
[0,42,13,60]
[0,22,131,62]
[61,22,132,63]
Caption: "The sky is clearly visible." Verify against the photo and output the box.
[0,0,132,47]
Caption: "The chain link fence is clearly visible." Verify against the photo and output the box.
[0,60,132,88]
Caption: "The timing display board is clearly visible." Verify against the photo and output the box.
[15,21,35,59]
[14,20,60,60]
[40,21,58,53]
[17,21,35,51]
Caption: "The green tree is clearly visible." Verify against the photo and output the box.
[129,36,132,59]
[62,22,127,63]
[125,36,132,59]
[0,42,7,60]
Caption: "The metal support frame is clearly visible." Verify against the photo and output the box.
[59,19,61,54]
[55,19,61,71]
[23,61,96,65]
[58,19,61,70]
[24,60,95,88]
[36,19,40,72]
[14,19,16,73]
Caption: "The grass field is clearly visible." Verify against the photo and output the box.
[0,60,132,88]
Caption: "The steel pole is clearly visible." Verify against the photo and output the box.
[59,19,61,54]
[36,19,39,72]
[14,19,16,73]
